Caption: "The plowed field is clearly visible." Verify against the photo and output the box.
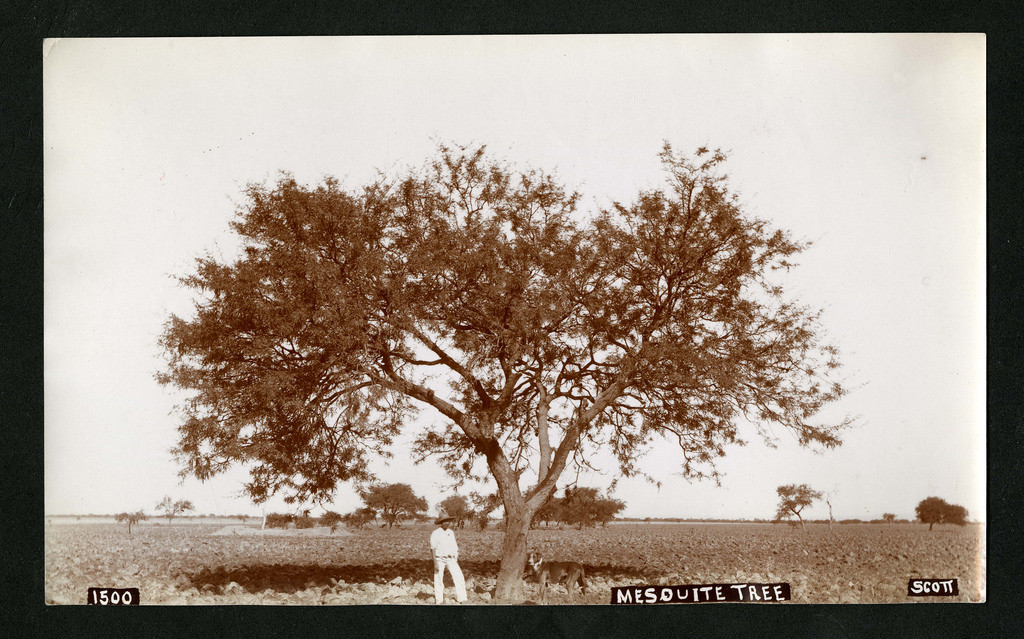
[45,522,984,605]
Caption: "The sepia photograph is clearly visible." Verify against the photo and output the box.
[43,34,985,606]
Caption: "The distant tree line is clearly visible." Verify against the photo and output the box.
[108,484,971,536]
[331,484,501,531]
[276,483,629,532]
[533,487,626,529]
[263,511,337,530]
[771,483,969,531]
[261,483,431,530]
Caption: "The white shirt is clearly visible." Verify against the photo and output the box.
[430,527,459,558]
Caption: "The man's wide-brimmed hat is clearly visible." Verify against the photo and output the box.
[435,507,455,525]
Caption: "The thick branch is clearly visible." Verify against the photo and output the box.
[406,323,493,407]
[536,382,552,484]
[365,364,478,436]
[526,376,628,509]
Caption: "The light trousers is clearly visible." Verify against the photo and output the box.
[433,556,467,603]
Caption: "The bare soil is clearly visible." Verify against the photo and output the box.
[45,522,984,605]
[210,525,352,537]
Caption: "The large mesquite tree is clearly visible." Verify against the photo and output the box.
[159,143,850,600]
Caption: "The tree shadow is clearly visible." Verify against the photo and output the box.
[184,559,498,594]
[184,559,653,595]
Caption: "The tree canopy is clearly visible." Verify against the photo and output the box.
[774,483,823,530]
[915,496,969,530]
[558,486,626,529]
[158,143,850,599]
[359,483,427,529]
[438,495,473,529]
[155,496,194,523]
[469,492,502,531]
[114,510,147,535]
[534,494,564,528]
[320,510,344,530]
[341,507,377,529]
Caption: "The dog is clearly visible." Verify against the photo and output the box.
[527,551,587,603]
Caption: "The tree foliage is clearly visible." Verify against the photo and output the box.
[882,513,896,524]
[340,507,377,529]
[775,484,822,530]
[469,492,502,531]
[114,510,147,535]
[155,496,194,523]
[534,495,564,528]
[556,487,626,529]
[915,497,969,531]
[320,510,344,530]
[438,495,473,529]
[944,504,969,526]
[264,513,294,529]
[158,143,850,599]
[359,483,427,529]
[294,510,316,529]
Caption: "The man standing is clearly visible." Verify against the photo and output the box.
[430,508,467,604]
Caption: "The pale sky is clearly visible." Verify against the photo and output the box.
[44,35,985,522]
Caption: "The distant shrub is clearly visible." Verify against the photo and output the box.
[294,514,316,529]
[320,511,344,531]
[358,483,427,529]
[342,507,377,529]
[114,510,147,535]
[265,513,294,529]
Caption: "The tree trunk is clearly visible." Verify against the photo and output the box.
[493,505,531,602]
[929,522,934,531]
[474,412,561,602]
